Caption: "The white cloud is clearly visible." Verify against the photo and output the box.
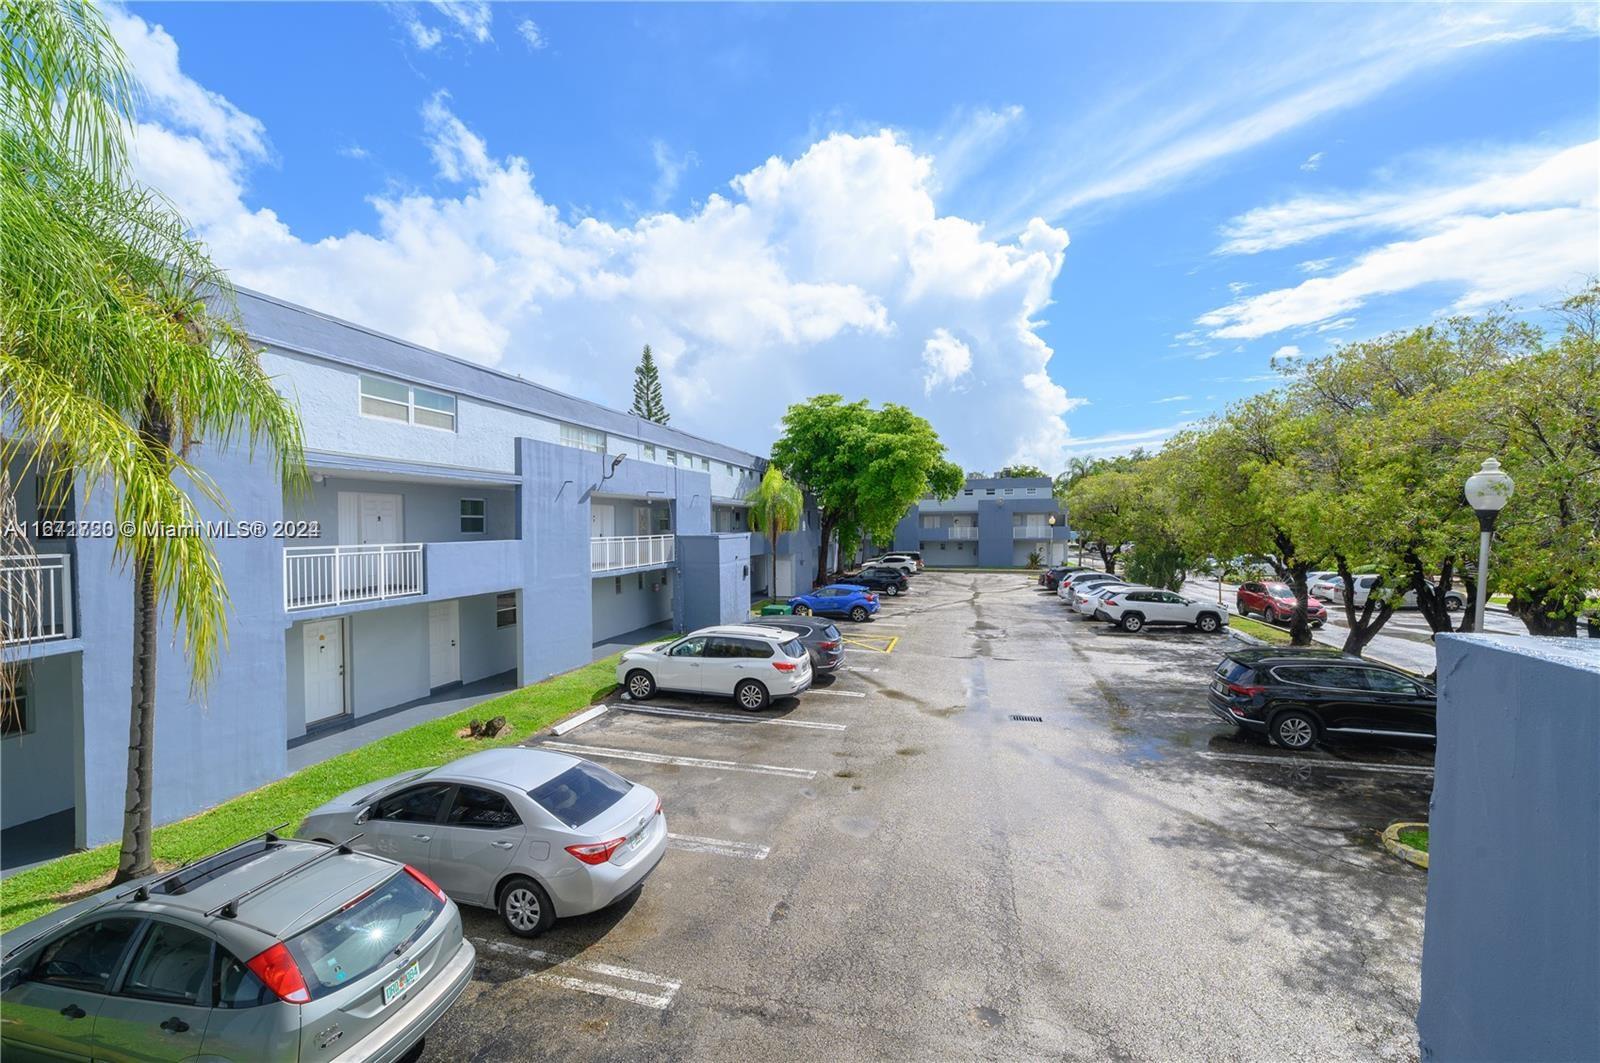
[113,10,1079,471]
[650,140,697,207]
[1272,345,1303,359]
[1314,316,1356,332]
[338,144,369,160]
[1153,394,1191,403]
[1300,151,1325,172]
[921,329,973,394]
[516,19,546,50]
[1227,280,1251,295]
[1297,257,1334,273]
[1061,421,1195,458]
[386,2,491,51]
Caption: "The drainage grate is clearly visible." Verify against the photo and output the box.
[1009,714,1044,722]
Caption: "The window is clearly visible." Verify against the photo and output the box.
[1004,488,1014,495]
[669,637,706,657]
[1360,669,1420,695]
[373,782,451,823]
[285,872,442,1001]
[2,678,26,738]
[120,922,213,1005]
[637,574,644,590]
[495,592,517,628]
[666,449,678,466]
[359,375,457,431]
[614,577,622,594]
[643,445,656,461]
[35,473,69,525]
[985,488,996,495]
[699,457,710,471]
[460,498,485,534]
[656,509,671,533]
[447,785,522,829]
[921,515,939,529]
[529,762,634,828]
[33,918,140,992]
[214,949,273,1009]
[963,489,974,496]
[560,423,606,454]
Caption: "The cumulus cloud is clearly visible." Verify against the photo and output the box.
[387,2,492,51]
[110,10,1079,470]
[1272,345,1302,359]
[921,329,973,394]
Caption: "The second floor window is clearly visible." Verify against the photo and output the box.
[359,375,457,431]
[699,456,710,471]
[666,449,678,466]
[460,498,485,534]
[560,424,606,454]
[643,444,656,460]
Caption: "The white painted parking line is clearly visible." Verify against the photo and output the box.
[542,740,817,779]
[1197,752,1434,776]
[807,688,866,699]
[613,703,845,731]
[843,666,879,673]
[551,705,608,735]
[476,939,680,1010]
[667,833,771,860]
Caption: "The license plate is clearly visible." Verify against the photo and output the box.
[1211,680,1227,696]
[382,962,421,1006]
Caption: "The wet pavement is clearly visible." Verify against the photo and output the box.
[423,572,1429,1061]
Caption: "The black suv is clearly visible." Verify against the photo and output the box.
[849,567,910,596]
[1207,648,1436,750]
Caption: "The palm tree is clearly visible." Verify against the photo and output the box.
[2,0,306,882]
[745,467,804,601]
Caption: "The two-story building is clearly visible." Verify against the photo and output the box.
[1,288,821,867]
[891,475,1071,568]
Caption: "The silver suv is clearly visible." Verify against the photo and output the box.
[0,831,475,1062]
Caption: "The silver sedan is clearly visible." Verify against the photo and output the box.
[298,747,666,937]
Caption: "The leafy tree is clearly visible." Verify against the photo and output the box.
[1,0,306,882]
[771,395,962,582]
[1063,466,1139,575]
[744,467,803,600]
[996,463,1047,479]
[628,344,669,425]
[1123,539,1188,591]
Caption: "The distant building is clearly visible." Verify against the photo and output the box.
[891,476,1071,568]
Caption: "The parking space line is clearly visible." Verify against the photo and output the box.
[542,740,817,779]
[1197,751,1434,775]
[476,939,680,1010]
[613,703,845,731]
[551,705,608,735]
[667,833,771,860]
[807,688,866,699]
[842,634,898,653]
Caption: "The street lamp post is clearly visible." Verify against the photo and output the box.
[1463,458,1514,633]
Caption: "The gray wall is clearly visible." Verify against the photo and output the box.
[350,603,430,713]
[925,541,979,567]
[458,592,517,685]
[678,535,752,631]
[283,475,516,543]
[591,573,674,642]
[1417,635,1600,1062]
[1,653,80,828]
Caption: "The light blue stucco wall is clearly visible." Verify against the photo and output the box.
[894,477,1069,568]
[458,592,517,685]
[1417,635,1600,1062]
[592,573,674,641]
[1,652,80,829]
[678,535,752,631]
[283,476,517,543]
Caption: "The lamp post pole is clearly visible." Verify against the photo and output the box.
[1463,458,1514,634]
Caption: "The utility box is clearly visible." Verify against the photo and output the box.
[760,604,792,616]
[1418,635,1600,1061]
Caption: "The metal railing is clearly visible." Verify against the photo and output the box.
[591,534,675,572]
[1013,525,1054,539]
[283,543,424,610]
[1,554,73,644]
[921,526,978,540]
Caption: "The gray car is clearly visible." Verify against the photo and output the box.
[745,615,845,674]
[298,748,666,939]
[0,831,474,1063]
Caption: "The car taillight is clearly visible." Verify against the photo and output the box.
[246,942,311,1004]
[405,863,448,903]
[566,838,625,865]
[772,660,797,671]
[1226,681,1267,696]
[819,640,839,650]
[868,593,877,602]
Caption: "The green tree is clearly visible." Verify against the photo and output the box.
[628,343,669,425]
[1,0,306,882]
[770,395,962,582]
[1063,466,1139,575]
[995,463,1046,479]
[744,466,804,600]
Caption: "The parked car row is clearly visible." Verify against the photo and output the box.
[1049,568,1232,634]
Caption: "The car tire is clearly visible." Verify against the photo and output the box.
[850,605,869,622]
[1120,612,1145,633]
[1445,595,1464,612]
[498,876,556,937]
[792,604,811,616]
[1195,613,1221,633]
[1270,710,1319,751]
[625,669,657,701]
[885,585,899,596]
[735,679,770,712]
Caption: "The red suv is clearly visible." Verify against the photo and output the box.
[1236,581,1327,627]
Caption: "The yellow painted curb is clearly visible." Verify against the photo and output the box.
[1382,821,1429,870]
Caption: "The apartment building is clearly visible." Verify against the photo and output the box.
[891,475,1072,568]
[1,288,820,865]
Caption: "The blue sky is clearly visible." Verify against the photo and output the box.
[117,2,1598,469]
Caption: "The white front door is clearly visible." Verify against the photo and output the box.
[428,600,460,688]
[591,504,615,538]
[338,492,404,545]
[775,558,795,598]
[303,619,345,724]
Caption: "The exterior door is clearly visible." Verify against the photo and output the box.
[635,507,652,536]
[302,619,345,725]
[428,600,460,688]
[775,557,795,598]
[430,785,525,907]
[591,504,615,538]
[359,494,401,545]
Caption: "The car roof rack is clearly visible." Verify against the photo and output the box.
[119,824,292,903]
[206,833,365,919]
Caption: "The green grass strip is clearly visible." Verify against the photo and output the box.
[1228,615,1295,646]
[1,654,622,933]
[1397,827,1430,853]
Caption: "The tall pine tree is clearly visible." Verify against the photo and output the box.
[630,344,670,424]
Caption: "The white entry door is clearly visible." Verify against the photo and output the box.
[591,504,616,538]
[338,492,404,545]
[429,600,460,688]
[302,619,345,724]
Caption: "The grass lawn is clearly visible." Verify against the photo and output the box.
[1229,615,1295,646]
[0,654,623,934]
[1397,826,1430,853]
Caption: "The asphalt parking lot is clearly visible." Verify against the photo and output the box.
[424,572,1430,1061]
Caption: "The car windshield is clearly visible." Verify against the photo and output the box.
[529,762,634,828]
[285,870,442,1000]
[1265,583,1293,597]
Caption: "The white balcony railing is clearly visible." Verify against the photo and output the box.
[1013,525,1054,539]
[945,526,979,540]
[284,543,424,611]
[591,534,675,573]
[1,554,73,645]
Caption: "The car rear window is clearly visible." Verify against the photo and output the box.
[780,638,806,659]
[529,762,634,828]
[822,624,840,641]
[1215,658,1257,685]
[285,871,442,1000]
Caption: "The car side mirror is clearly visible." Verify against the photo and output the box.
[355,806,372,826]
[1,967,25,993]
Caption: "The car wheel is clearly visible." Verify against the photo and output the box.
[498,876,555,938]
[1445,595,1464,612]
[1195,613,1220,633]
[625,669,656,700]
[885,585,899,596]
[792,604,811,616]
[850,605,869,622]
[1270,711,1319,751]
[735,679,770,712]
[1120,612,1145,633]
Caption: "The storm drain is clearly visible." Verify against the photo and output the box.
[1008,714,1044,723]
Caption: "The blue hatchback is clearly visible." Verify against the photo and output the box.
[789,583,880,622]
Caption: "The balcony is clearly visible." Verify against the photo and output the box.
[284,543,425,611]
[591,534,675,573]
[1,554,73,645]
[920,526,978,541]
[1013,525,1056,540]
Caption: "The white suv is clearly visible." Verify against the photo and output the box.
[865,555,916,576]
[617,625,813,710]
[1093,586,1230,634]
